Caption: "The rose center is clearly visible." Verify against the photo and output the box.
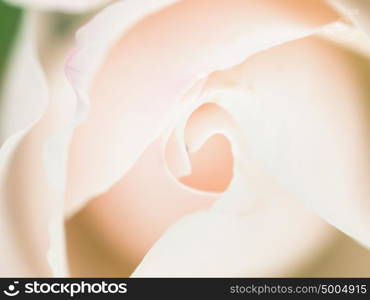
[165,102,234,193]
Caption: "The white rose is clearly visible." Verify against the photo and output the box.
[1,0,369,277]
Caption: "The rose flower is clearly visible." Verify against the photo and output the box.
[0,0,369,277]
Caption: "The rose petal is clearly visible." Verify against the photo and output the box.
[206,35,370,246]
[65,0,339,216]
[0,13,47,145]
[5,0,110,12]
[0,12,77,276]
[76,138,216,267]
[133,34,370,276]
[0,12,51,277]
[66,83,220,274]
[132,187,334,277]
[75,89,337,277]
[327,0,370,36]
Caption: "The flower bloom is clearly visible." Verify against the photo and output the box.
[0,0,370,277]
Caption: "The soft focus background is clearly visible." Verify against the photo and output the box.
[0,2,22,87]
[1,1,370,278]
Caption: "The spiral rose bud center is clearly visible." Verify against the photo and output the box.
[166,103,234,193]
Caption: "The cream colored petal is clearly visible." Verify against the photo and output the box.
[132,101,334,277]
[0,12,77,276]
[0,12,51,277]
[77,138,217,268]
[213,36,370,248]
[65,0,339,216]
[133,24,370,276]
[327,0,370,36]
[133,207,333,277]
[5,0,110,12]
[0,13,47,145]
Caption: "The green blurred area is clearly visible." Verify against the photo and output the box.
[0,1,22,86]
